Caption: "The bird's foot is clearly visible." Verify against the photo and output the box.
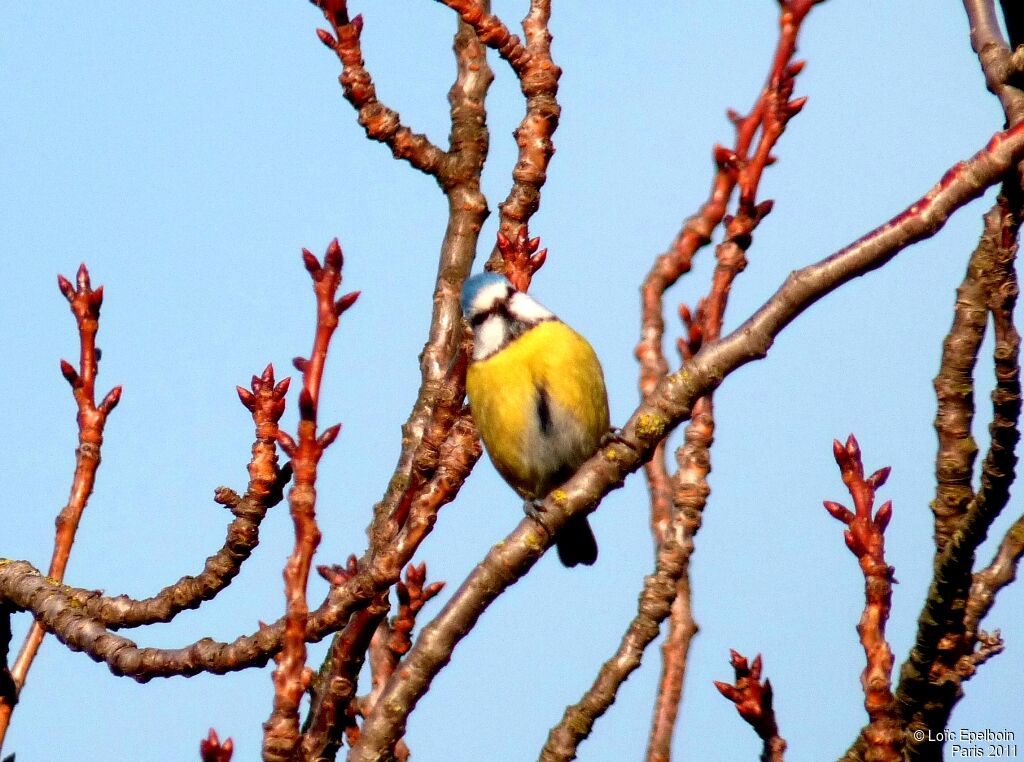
[600,427,638,452]
[523,498,547,520]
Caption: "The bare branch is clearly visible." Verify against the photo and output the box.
[896,188,1021,758]
[825,436,902,760]
[263,240,357,762]
[313,2,450,179]
[963,0,1024,125]
[346,123,1024,762]
[542,404,713,762]
[0,264,122,744]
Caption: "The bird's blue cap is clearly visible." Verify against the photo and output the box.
[461,272,510,316]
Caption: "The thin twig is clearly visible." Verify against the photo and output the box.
[542,403,713,762]
[824,436,902,761]
[70,365,292,630]
[963,0,1024,125]
[714,651,787,762]
[0,264,122,747]
[313,2,450,179]
[262,240,358,762]
[492,0,561,256]
[965,513,1024,636]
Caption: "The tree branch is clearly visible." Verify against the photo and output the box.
[313,2,450,179]
[0,264,122,746]
[964,0,1024,125]
[824,436,902,760]
[262,240,358,762]
[895,188,1021,761]
[345,122,1024,762]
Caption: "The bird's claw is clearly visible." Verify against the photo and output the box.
[600,427,638,451]
[523,498,547,519]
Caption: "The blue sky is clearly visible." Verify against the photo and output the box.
[2,2,1021,760]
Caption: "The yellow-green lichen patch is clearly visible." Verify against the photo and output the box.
[635,413,668,440]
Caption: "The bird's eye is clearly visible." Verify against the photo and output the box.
[470,311,490,327]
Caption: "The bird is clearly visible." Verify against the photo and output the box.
[461,272,610,567]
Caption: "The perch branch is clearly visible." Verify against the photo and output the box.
[345,123,1024,762]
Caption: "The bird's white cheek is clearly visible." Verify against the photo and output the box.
[473,315,507,360]
[508,292,555,322]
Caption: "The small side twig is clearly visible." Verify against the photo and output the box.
[75,364,292,630]
[301,555,389,762]
[965,513,1024,636]
[262,239,358,762]
[312,1,449,179]
[714,651,786,762]
[824,435,902,761]
[0,264,122,746]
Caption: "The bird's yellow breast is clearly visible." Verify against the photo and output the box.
[466,320,609,499]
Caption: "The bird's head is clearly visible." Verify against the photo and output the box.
[461,272,556,359]
[460,272,512,322]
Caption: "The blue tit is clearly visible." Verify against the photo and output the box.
[461,272,610,567]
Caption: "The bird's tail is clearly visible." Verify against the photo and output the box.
[556,514,598,567]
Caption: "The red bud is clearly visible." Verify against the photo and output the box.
[57,274,75,300]
[276,430,297,456]
[875,500,893,532]
[60,359,80,387]
[823,500,853,524]
[316,28,337,47]
[713,144,737,169]
[76,263,91,290]
[789,95,808,115]
[714,681,740,702]
[868,466,891,489]
[302,248,320,274]
[318,422,342,448]
[99,385,123,414]
[298,388,315,420]
[335,290,360,315]
[237,386,256,411]
[325,237,343,270]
